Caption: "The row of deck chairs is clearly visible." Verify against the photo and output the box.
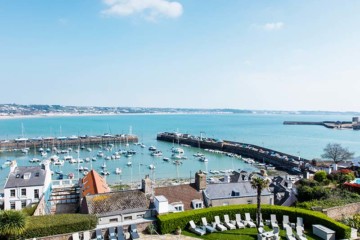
[266,214,308,240]
[188,213,258,236]
[72,225,138,240]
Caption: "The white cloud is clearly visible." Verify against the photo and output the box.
[263,22,284,31]
[102,0,183,20]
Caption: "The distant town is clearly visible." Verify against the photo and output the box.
[1,104,360,117]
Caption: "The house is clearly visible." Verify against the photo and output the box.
[3,160,52,210]
[203,181,274,207]
[81,190,151,225]
[269,176,295,205]
[153,171,205,213]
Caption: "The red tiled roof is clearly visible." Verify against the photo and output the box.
[81,170,110,198]
[154,183,203,210]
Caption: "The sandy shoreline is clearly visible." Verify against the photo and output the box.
[0,112,231,120]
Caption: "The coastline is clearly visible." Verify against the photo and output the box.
[0,112,234,120]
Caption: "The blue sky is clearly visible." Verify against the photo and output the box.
[1,1,360,111]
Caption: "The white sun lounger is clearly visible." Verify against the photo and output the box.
[296,217,304,228]
[201,217,216,233]
[295,226,307,240]
[235,214,245,229]
[83,231,90,240]
[72,232,80,240]
[224,215,236,230]
[245,213,256,228]
[270,214,279,229]
[285,226,297,240]
[189,220,206,236]
[283,215,291,229]
[214,216,227,231]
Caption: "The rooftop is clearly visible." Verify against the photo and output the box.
[5,166,46,188]
[84,190,149,216]
[204,181,272,200]
[81,170,110,198]
[154,183,203,210]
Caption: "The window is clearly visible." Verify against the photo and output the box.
[10,189,15,197]
[137,214,144,219]
[10,202,15,210]
[34,189,39,199]
[124,216,132,221]
[247,200,253,204]
[195,203,203,209]
[21,201,26,208]
[21,189,26,197]
[109,218,118,223]
[174,206,183,211]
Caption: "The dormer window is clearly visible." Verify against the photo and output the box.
[24,173,31,180]
[35,172,40,177]
[231,190,240,196]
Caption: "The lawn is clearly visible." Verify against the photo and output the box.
[182,226,323,240]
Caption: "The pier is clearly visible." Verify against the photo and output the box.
[156,132,309,173]
[284,117,360,130]
[0,134,138,152]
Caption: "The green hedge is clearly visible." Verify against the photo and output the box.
[21,214,97,238]
[157,205,351,239]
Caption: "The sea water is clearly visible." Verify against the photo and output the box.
[0,113,359,187]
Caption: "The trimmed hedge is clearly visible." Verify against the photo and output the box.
[21,214,97,238]
[157,205,351,239]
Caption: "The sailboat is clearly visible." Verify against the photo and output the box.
[115,167,122,174]
[18,123,29,154]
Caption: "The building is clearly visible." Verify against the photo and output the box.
[153,171,205,213]
[81,190,151,225]
[3,160,52,210]
[203,181,274,207]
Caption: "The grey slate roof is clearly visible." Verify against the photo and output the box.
[4,166,46,188]
[84,190,149,217]
[204,181,272,200]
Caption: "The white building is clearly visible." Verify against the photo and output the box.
[3,160,52,210]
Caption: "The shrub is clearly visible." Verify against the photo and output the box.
[146,224,157,234]
[157,205,351,239]
[21,214,97,238]
[342,213,360,231]
[314,170,327,183]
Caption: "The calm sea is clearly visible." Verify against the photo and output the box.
[0,113,359,187]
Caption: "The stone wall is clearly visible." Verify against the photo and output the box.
[322,202,360,220]
[33,195,46,216]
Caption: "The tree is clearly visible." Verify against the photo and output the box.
[321,143,354,164]
[0,210,27,239]
[250,176,270,228]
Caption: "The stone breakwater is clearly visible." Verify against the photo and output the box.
[0,134,138,152]
[157,132,309,173]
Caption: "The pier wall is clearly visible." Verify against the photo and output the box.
[157,132,309,172]
[0,134,138,152]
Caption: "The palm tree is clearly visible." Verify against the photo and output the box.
[0,210,28,239]
[250,176,270,228]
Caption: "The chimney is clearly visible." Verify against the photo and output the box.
[195,171,206,191]
[10,160,17,173]
[141,175,152,196]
